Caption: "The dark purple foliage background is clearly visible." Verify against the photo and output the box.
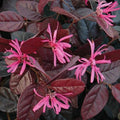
[0,0,120,120]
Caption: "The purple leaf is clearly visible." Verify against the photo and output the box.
[100,60,120,84]
[51,78,85,97]
[96,49,120,62]
[17,84,43,120]
[16,1,42,21]
[50,56,80,81]
[21,37,44,54]
[96,16,119,39]
[10,67,35,95]
[0,87,18,113]
[81,84,108,120]
[0,37,11,52]
[0,11,24,32]
[51,7,79,21]
[112,84,120,103]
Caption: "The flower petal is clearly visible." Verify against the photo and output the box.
[90,66,95,83]
[20,60,26,75]
[58,34,73,42]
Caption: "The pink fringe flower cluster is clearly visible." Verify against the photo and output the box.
[5,39,35,75]
[33,89,71,114]
[96,0,120,27]
[43,23,73,67]
[69,39,111,83]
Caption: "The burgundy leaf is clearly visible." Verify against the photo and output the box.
[96,49,120,62]
[36,48,66,78]
[57,29,70,42]
[73,37,102,57]
[10,67,35,95]
[37,47,54,66]
[16,1,42,21]
[112,84,120,103]
[51,78,85,97]
[29,58,51,80]
[51,7,79,21]
[26,23,39,34]
[21,37,44,54]
[99,60,120,84]
[51,0,78,21]
[0,87,18,113]
[17,84,44,120]
[1,0,17,11]
[81,84,108,120]
[50,56,80,81]
[96,16,119,39]
[37,18,61,34]
[37,47,67,77]
[0,37,11,52]
[31,59,46,74]
[0,11,24,32]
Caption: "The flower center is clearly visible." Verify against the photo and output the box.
[96,8,103,16]
[49,41,57,49]
[49,92,56,99]
[18,54,27,62]
[90,58,96,66]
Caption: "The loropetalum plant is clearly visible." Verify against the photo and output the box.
[1,0,120,120]
[69,39,111,83]
[5,39,35,75]
[43,23,73,66]
[96,0,120,27]
[33,88,71,114]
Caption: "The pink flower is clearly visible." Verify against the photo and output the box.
[96,0,120,27]
[5,39,35,75]
[85,0,88,5]
[43,23,73,67]
[33,89,71,114]
[69,39,111,83]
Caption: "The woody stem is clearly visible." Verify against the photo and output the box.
[68,12,96,28]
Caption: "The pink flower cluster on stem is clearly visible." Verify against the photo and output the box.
[33,89,71,114]
[43,23,73,67]
[69,39,111,83]
[96,0,120,27]
[5,39,35,75]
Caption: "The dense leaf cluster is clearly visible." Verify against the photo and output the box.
[0,0,120,120]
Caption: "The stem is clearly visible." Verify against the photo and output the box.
[62,0,74,11]
[46,56,79,85]
[31,67,51,83]
[101,81,112,89]
[68,19,76,28]
[56,13,60,20]
[107,38,115,46]
[7,113,11,120]
[68,12,96,28]
[79,12,96,20]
